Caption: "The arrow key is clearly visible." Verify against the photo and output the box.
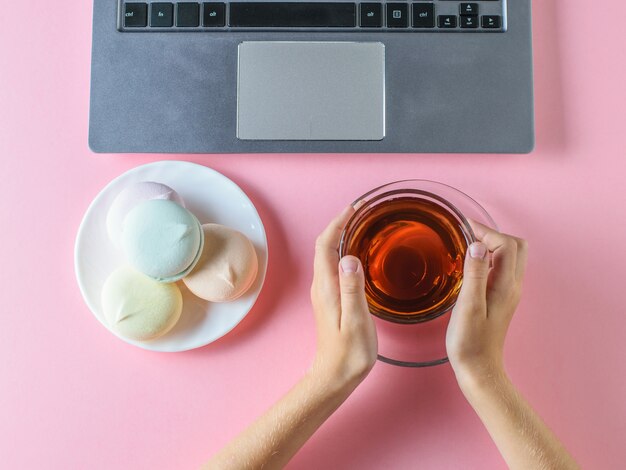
[438,15,457,29]
[459,3,478,16]
[481,15,501,29]
[460,15,478,29]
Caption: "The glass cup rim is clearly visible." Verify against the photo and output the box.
[339,179,496,324]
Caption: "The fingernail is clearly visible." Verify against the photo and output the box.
[340,256,360,273]
[469,242,487,259]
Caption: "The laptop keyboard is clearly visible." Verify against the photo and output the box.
[120,0,506,32]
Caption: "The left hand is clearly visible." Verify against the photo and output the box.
[309,206,378,392]
[446,221,528,392]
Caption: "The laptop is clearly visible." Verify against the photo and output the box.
[88,0,534,153]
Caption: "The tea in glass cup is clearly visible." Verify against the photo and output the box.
[340,180,497,367]
[344,195,467,323]
[340,181,493,325]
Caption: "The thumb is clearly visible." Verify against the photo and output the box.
[456,242,490,310]
[338,256,370,323]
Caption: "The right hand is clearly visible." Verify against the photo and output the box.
[309,206,378,394]
[446,221,528,392]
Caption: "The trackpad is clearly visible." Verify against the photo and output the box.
[237,42,385,141]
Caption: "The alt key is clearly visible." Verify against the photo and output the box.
[203,2,225,27]
[361,3,382,28]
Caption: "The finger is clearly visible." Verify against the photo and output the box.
[313,206,355,288]
[338,256,371,330]
[513,237,529,281]
[312,206,356,326]
[468,220,518,285]
[317,205,355,250]
[455,242,490,316]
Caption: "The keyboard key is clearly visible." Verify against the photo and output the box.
[361,3,382,28]
[387,3,408,28]
[203,3,225,27]
[438,15,456,29]
[460,15,478,28]
[229,3,355,27]
[459,3,478,16]
[151,3,174,27]
[412,3,434,28]
[177,3,200,27]
[124,3,148,27]
[481,15,501,29]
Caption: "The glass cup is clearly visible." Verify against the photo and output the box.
[339,180,497,367]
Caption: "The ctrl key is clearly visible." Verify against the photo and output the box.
[124,3,148,27]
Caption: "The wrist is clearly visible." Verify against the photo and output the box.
[307,359,367,401]
[453,360,510,402]
[302,371,355,408]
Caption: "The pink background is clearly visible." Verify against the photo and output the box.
[1,1,625,468]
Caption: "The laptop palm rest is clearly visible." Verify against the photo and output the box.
[237,41,385,141]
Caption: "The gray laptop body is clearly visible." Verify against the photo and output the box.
[89,0,534,153]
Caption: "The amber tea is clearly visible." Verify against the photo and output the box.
[344,196,469,322]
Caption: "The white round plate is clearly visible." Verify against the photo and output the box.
[75,161,268,352]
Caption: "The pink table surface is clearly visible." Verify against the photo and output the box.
[1,1,625,469]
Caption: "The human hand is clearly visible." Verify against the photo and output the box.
[309,206,378,394]
[205,207,377,469]
[444,223,580,470]
[446,221,528,392]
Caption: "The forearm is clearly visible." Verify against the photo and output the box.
[204,372,354,470]
[461,370,579,470]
